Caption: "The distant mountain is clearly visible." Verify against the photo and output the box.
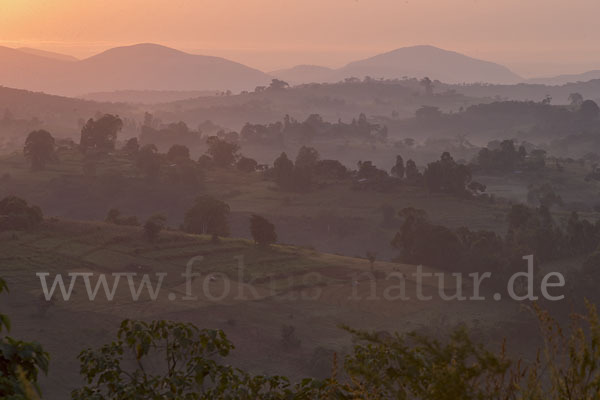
[0,43,272,96]
[269,65,335,85]
[272,45,522,85]
[527,70,600,86]
[17,47,79,62]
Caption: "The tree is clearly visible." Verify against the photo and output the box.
[0,277,49,398]
[273,152,295,190]
[144,214,166,242]
[80,114,123,153]
[423,152,472,195]
[420,76,434,96]
[294,146,319,170]
[404,159,422,185]
[122,137,139,155]
[0,196,43,231]
[205,136,240,168]
[184,196,230,238]
[105,208,139,226]
[236,156,258,173]
[268,79,289,90]
[580,99,600,121]
[568,92,584,107]
[391,155,405,178]
[167,144,190,162]
[136,144,161,181]
[23,130,56,171]
[249,214,277,246]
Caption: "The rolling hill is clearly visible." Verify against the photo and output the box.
[17,47,79,62]
[0,43,272,96]
[527,70,600,85]
[273,45,522,85]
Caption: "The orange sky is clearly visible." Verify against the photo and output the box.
[1,0,600,76]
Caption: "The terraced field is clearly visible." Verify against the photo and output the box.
[0,218,527,399]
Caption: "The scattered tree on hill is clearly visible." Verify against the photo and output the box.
[236,156,258,172]
[23,130,56,171]
[143,214,166,243]
[273,152,295,190]
[404,159,422,185]
[249,214,277,246]
[390,155,405,179]
[80,114,123,153]
[580,99,600,121]
[423,152,472,195]
[568,92,584,108]
[183,196,230,238]
[166,144,190,162]
[420,76,434,96]
[105,208,139,226]
[294,146,319,170]
[391,207,463,271]
[136,144,161,181]
[205,136,240,168]
[269,79,289,90]
[474,139,527,173]
[0,196,43,231]
[122,137,139,155]
[315,159,348,180]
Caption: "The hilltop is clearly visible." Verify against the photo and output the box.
[0,43,272,96]
[273,45,522,84]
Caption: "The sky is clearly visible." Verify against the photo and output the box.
[1,0,600,77]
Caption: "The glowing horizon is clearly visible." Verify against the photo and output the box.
[2,0,600,77]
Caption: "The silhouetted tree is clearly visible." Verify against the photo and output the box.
[206,136,240,167]
[568,92,584,108]
[404,159,422,185]
[144,214,166,243]
[0,196,43,231]
[167,144,190,162]
[23,130,55,170]
[136,144,161,181]
[580,100,600,121]
[273,152,295,190]
[122,137,139,155]
[80,114,123,153]
[420,77,434,96]
[237,156,258,172]
[391,155,405,178]
[269,79,290,90]
[250,214,277,246]
[184,195,230,238]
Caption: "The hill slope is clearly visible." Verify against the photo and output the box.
[0,43,272,96]
[17,47,79,62]
[273,45,522,85]
[527,70,600,85]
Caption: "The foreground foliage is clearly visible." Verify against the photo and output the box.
[0,278,49,400]
[70,302,600,400]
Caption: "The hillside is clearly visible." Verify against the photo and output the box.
[17,47,79,62]
[0,217,519,399]
[0,43,272,96]
[527,70,600,85]
[272,45,522,84]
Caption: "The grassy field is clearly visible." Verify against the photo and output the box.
[0,148,512,262]
[0,218,528,399]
